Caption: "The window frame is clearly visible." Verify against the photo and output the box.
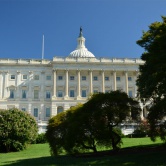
[46,107,51,117]
[70,76,75,81]
[69,90,75,97]
[105,76,109,81]
[57,91,63,97]
[34,90,39,99]
[22,90,27,99]
[82,76,86,81]
[58,76,63,80]
[46,75,51,80]
[116,76,121,81]
[81,90,86,97]
[46,91,51,99]
[93,76,98,81]
[22,74,27,80]
[34,108,38,117]
[10,75,15,80]
[10,89,14,98]
[128,76,132,81]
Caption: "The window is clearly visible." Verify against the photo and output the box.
[34,75,39,80]
[116,77,121,81]
[22,90,26,99]
[46,75,51,80]
[105,76,109,81]
[58,91,63,97]
[70,76,74,80]
[82,90,86,97]
[82,76,86,81]
[10,75,15,80]
[128,77,132,81]
[22,108,26,112]
[10,90,14,98]
[93,76,98,81]
[34,90,39,99]
[128,90,133,97]
[46,108,50,117]
[46,91,51,99]
[58,76,63,80]
[57,106,63,114]
[23,75,27,80]
[34,108,38,117]
[70,90,75,97]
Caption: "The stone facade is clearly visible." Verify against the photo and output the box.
[0,29,144,132]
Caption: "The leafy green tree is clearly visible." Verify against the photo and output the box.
[46,91,140,156]
[136,16,166,142]
[46,104,96,155]
[0,108,38,152]
[83,91,141,150]
[137,16,166,100]
[148,98,166,142]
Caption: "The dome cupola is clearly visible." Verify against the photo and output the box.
[68,27,95,58]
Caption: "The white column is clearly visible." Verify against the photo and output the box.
[0,72,3,99]
[40,104,44,121]
[16,71,20,99]
[102,70,105,93]
[53,70,57,97]
[3,71,8,98]
[89,70,93,94]
[77,70,80,98]
[51,103,57,116]
[134,71,139,97]
[65,70,68,98]
[28,103,32,114]
[41,71,45,99]
[125,71,128,94]
[140,103,144,120]
[28,71,33,100]
[113,71,116,91]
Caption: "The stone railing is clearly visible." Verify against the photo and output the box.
[0,59,51,65]
[53,56,144,64]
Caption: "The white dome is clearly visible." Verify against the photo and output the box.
[69,48,95,58]
[68,27,95,58]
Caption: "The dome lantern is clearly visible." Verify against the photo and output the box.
[68,27,95,58]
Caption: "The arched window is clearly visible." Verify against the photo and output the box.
[57,106,63,114]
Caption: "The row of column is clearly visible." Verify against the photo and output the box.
[0,71,46,99]
[53,70,132,98]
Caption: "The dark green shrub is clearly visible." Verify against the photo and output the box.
[36,133,47,144]
[0,108,38,152]
[130,129,147,138]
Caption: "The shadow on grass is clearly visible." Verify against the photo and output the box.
[1,156,113,166]
[2,144,166,166]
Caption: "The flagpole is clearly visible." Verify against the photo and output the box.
[42,35,44,59]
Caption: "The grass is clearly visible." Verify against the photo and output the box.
[0,137,166,166]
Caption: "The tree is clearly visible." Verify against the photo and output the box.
[46,104,90,155]
[148,98,166,142]
[0,108,38,152]
[136,16,166,101]
[46,91,141,156]
[83,91,141,150]
[136,16,166,142]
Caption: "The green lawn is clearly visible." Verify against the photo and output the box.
[0,138,166,166]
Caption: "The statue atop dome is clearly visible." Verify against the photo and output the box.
[79,26,83,37]
[68,27,95,58]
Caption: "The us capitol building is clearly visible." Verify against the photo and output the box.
[0,28,144,133]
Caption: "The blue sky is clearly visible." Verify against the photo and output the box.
[0,0,166,60]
